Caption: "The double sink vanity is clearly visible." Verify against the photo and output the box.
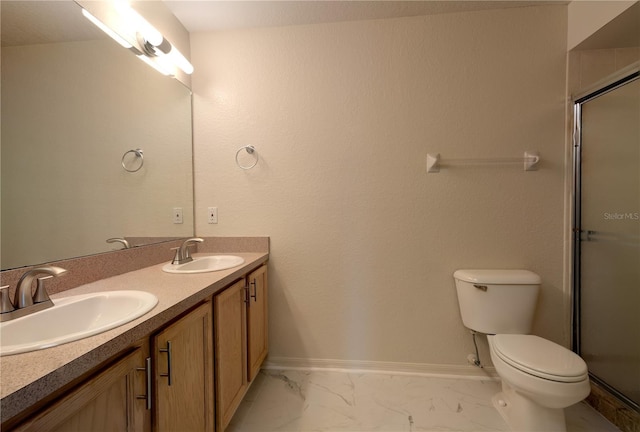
[0,238,269,431]
[2,4,264,429]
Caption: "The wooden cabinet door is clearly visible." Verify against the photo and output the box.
[247,265,268,382]
[14,347,150,432]
[214,280,248,431]
[153,301,213,432]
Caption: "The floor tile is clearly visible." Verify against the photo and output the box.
[227,369,620,432]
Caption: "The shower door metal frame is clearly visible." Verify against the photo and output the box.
[571,69,640,411]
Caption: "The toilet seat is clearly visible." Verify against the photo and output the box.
[492,334,588,383]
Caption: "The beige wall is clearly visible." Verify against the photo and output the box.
[192,5,568,369]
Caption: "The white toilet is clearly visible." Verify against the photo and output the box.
[453,269,590,432]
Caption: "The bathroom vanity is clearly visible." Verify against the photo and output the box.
[0,252,269,431]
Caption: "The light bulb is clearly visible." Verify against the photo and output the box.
[115,1,163,47]
[167,46,194,75]
[137,55,174,76]
[81,9,132,49]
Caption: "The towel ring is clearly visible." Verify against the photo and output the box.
[235,145,258,170]
[121,149,144,172]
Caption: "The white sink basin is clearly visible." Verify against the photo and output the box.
[0,290,158,356]
[162,255,245,274]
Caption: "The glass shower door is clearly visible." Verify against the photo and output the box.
[575,74,640,408]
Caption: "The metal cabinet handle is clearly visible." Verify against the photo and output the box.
[159,341,173,386]
[250,279,258,302]
[136,357,152,410]
[244,285,250,304]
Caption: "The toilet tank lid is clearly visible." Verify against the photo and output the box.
[453,269,541,284]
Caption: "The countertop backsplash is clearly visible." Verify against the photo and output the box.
[0,237,269,300]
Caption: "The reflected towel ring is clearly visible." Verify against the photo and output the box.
[121,149,144,172]
[235,145,258,170]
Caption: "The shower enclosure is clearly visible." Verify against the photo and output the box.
[573,69,639,410]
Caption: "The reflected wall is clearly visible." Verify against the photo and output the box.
[1,32,193,269]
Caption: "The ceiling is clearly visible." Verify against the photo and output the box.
[164,1,563,33]
[1,0,566,47]
[3,1,636,53]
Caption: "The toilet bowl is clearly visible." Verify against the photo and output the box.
[488,334,590,431]
[453,269,591,432]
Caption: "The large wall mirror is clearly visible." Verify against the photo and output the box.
[1,1,194,270]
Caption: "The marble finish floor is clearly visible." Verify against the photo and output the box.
[227,369,619,432]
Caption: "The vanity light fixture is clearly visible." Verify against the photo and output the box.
[81,2,194,77]
[136,53,173,76]
[81,9,132,49]
[116,1,194,75]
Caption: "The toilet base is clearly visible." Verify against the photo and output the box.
[492,381,567,432]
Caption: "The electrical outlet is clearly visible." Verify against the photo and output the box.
[208,207,218,224]
[173,207,183,224]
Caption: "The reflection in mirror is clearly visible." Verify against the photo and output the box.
[1,1,194,270]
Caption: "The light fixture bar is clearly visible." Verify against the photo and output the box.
[115,1,164,47]
[81,4,194,77]
[81,9,132,49]
[137,34,194,75]
[167,46,194,75]
[137,55,173,76]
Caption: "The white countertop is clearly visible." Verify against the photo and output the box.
[0,252,268,425]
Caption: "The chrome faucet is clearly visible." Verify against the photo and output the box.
[15,266,68,308]
[172,238,204,265]
[1,266,68,322]
[107,237,131,249]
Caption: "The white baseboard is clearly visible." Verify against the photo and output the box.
[263,357,498,380]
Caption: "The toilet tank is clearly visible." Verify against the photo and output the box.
[453,269,541,335]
